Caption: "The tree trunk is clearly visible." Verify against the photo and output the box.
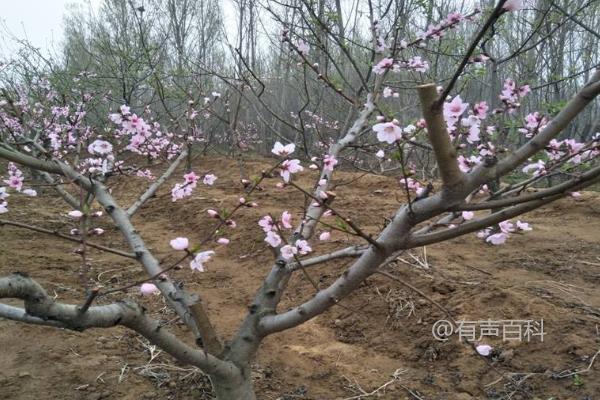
[212,369,256,400]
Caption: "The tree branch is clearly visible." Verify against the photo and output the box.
[127,149,188,217]
[0,219,136,259]
[417,84,465,188]
[0,273,236,378]
[469,68,600,184]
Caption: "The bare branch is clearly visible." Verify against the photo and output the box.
[127,149,188,217]
[0,273,236,378]
[0,219,136,259]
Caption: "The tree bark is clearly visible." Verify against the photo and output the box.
[212,369,256,400]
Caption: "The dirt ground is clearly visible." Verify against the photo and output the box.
[1,156,599,400]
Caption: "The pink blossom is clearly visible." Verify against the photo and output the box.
[476,344,493,356]
[0,203,7,214]
[319,231,331,241]
[140,283,160,296]
[171,183,192,201]
[446,12,464,24]
[462,115,481,143]
[476,229,491,239]
[523,113,540,131]
[109,113,123,124]
[376,150,385,159]
[474,101,488,119]
[372,58,394,75]
[383,87,393,98]
[203,174,217,185]
[217,238,230,245]
[408,56,429,72]
[486,232,509,245]
[272,141,295,156]
[280,244,298,260]
[170,237,189,251]
[281,211,293,229]
[225,220,237,228]
[207,209,219,218]
[0,187,8,200]
[462,211,474,220]
[280,159,303,182]
[295,239,312,255]
[259,215,274,232]
[569,192,582,198]
[265,231,282,247]
[297,39,310,55]
[499,220,515,233]
[518,85,531,97]
[89,228,105,235]
[5,175,23,191]
[22,189,37,197]
[68,210,84,219]
[190,250,215,272]
[374,37,387,53]
[184,172,200,185]
[88,139,113,155]
[136,169,155,180]
[443,96,469,128]
[323,155,338,171]
[373,122,403,144]
[503,0,524,12]
[516,221,532,231]
[522,160,546,176]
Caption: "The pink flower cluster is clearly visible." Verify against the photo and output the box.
[109,105,182,160]
[272,142,303,182]
[259,212,313,260]
[372,57,430,75]
[546,138,596,164]
[3,163,24,192]
[443,95,469,132]
[415,10,473,43]
[477,220,532,245]
[499,79,530,112]
[171,172,217,202]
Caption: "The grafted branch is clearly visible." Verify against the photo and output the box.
[417,84,465,188]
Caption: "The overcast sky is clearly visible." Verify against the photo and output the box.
[0,0,241,58]
[0,0,103,55]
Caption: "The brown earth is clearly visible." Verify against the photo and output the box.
[0,156,599,400]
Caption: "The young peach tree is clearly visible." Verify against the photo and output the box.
[1,1,599,398]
